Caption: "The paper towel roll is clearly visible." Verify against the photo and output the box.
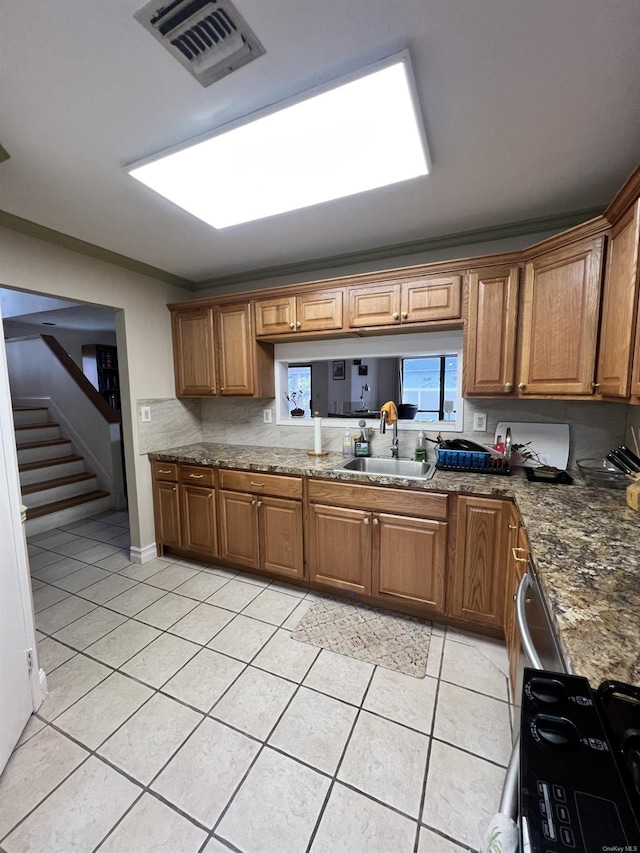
[313,413,322,454]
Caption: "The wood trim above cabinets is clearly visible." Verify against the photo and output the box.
[464,265,519,396]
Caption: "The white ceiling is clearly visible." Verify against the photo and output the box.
[2,0,640,286]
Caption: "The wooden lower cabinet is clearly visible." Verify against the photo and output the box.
[259,496,304,579]
[449,495,508,629]
[219,489,304,579]
[504,505,525,700]
[181,484,218,558]
[152,480,181,549]
[308,504,371,594]
[219,490,260,570]
[374,513,447,612]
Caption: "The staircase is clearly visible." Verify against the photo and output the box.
[14,406,112,535]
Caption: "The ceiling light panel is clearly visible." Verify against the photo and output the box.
[127,53,430,228]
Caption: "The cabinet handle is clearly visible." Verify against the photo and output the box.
[289,322,295,329]
[296,321,301,328]
[189,474,204,479]
[372,517,379,526]
[250,481,265,487]
[208,492,213,499]
[257,500,262,508]
[504,382,513,392]
[592,382,600,392]
[363,517,369,525]
[221,387,225,393]
[401,311,408,319]
[251,499,257,506]
[512,547,528,562]
[158,469,172,474]
[508,524,518,530]
[392,312,399,320]
[518,382,526,390]
[172,486,176,492]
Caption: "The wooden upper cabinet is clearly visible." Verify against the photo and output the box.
[449,496,508,629]
[254,296,296,336]
[348,284,402,328]
[255,290,343,336]
[597,201,640,398]
[518,236,604,395]
[401,275,462,323]
[216,302,275,398]
[297,289,343,332]
[216,303,255,396]
[172,307,217,396]
[464,266,519,396]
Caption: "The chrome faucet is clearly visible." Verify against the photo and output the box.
[379,410,399,458]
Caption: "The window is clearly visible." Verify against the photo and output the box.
[287,364,312,417]
[401,355,458,421]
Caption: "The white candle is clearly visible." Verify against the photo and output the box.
[313,413,322,454]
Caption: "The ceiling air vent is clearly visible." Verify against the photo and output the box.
[134,0,265,87]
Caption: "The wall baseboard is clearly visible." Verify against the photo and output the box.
[130,542,158,565]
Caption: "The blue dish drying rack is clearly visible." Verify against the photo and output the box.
[435,448,510,475]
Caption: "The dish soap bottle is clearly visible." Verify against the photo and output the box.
[342,429,353,459]
[415,430,427,462]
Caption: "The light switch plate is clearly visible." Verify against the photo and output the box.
[141,406,151,423]
[472,412,487,432]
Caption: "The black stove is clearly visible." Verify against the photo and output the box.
[520,669,640,853]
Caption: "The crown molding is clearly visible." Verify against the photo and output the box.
[0,209,195,291]
[193,207,603,291]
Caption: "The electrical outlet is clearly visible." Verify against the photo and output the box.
[263,408,272,424]
[141,406,151,423]
[472,412,487,432]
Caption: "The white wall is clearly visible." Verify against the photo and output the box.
[0,226,191,558]
[3,320,117,368]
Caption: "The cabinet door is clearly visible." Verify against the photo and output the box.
[152,481,181,549]
[347,284,401,328]
[255,296,296,336]
[296,289,343,332]
[449,496,508,629]
[464,266,519,395]
[216,303,254,396]
[259,497,304,580]
[519,237,604,395]
[308,504,371,594]
[172,308,217,396]
[503,505,522,699]
[401,276,462,323]
[374,513,447,613]
[597,202,640,397]
[181,485,218,558]
[219,490,260,569]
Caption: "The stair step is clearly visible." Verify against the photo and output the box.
[25,490,111,520]
[19,457,86,486]
[21,472,96,495]
[22,474,99,509]
[13,407,48,411]
[19,454,84,472]
[13,407,51,426]
[17,439,71,465]
[15,422,59,430]
[15,425,61,445]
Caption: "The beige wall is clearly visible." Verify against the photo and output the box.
[0,226,191,555]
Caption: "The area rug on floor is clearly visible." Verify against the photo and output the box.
[292,595,432,678]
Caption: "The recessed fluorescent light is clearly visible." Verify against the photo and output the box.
[127,52,429,228]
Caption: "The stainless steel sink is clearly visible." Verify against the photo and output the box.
[333,456,436,480]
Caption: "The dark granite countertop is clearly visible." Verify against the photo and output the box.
[149,442,640,687]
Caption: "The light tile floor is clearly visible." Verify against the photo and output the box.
[0,510,510,853]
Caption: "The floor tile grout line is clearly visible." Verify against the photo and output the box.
[419,820,480,853]
[303,663,379,853]
[414,649,444,853]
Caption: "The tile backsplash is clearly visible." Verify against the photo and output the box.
[140,395,630,467]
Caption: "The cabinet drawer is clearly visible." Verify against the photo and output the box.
[220,469,303,499]
[307,479,448,520]
[180,465,215,487]
[151,461,179,482]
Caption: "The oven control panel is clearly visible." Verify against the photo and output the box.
[520,669,640,853]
